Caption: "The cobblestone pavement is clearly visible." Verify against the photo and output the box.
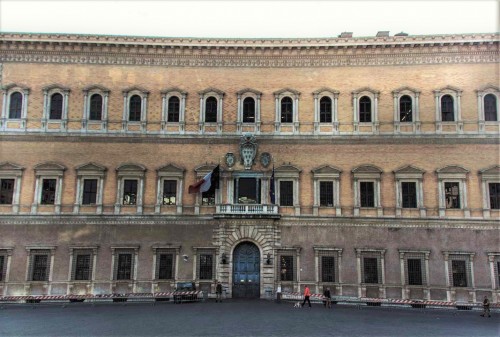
[0,299,498,337]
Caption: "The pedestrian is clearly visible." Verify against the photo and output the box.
[216,281,223,303]
[480,296,491,317]
[301,285,311,308]
[323,287,332,309]
[276,284,282,303]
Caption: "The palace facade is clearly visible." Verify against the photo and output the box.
[0,31,499,302]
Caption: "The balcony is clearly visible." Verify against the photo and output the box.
[214,204,280,219]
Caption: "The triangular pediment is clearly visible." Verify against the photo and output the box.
[352,165,383,174]
[122,86,149,94]
[157,163,185,173]
[479,165,500,176]
[312,87,340,95]
[311,165,342,174]
[194,164,218,173]
[198,87,225,96]
[116,163,146,172]
[275,164,301,173]
[34,162,66,171]
[83,84,110,93]
[393,165,425,174]
[75,162,107,172]
[0,162,24,171]
[273,88,301,96]
[436,165,469,174]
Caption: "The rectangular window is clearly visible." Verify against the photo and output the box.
[74,254,92,281]
[489,183,500,210]
[363,257,379,284]
[157,253,174,280]
[320,181,334,207]
[40,179,56,205]
[162,180,177,205]
[0,178,14,204]
[279,255,294,281]
[202,189,215,206]
[0,255,5,281]
[401,182,417,208]
[497,261,500,288]
[32,254,49,281]
[116,253,133,280]
[360,182,375,208]
[279,181,293,206]
[321,256,335,282]
[123,179,137,205]
[451,260,467,287]
[407,258,423,285]
[235,178,261,204]
[82,179,98,205]
[445,182,460,209]
[199,254,213,280]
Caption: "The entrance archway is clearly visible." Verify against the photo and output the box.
[232,242,260,298]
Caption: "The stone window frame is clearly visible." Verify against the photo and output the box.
[81,85,109,132]
[1,83,30,130]
[476,84,500,132]
[276,247,301,289]
[122,86,149,133]
[25,246,56,283]
[155,164,185,214]
[311,165,342,216]
[0,162,24,214]
[193,247,216,283]
[479,165,500,218]
[433,85,463,133]
[236,88,262,134]
[313,88,340,134]
[442,251,475,301]
[436,165,470,218]
[486,252,500,291]
[73,162,107,214]
[352,87,380,134]
[314,246,343,289]
[352,165,383,216]
[42,84,70,131]
[273,88,300,134]
[392,86,421,133]
[398,249,431,299]
[114,163,146,215]
[275,164,301,215]
[31,162,66,214]
[193,164,220,214]
[111,246,139,293]
[152,245,180,283]
[0,247,13,284]
[393,165,426,217]
[161,87,187,134]
[355,248,386,298]
[68,246,98,282]
[198,88,224,134]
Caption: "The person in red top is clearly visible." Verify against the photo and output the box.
[301,285,312,308]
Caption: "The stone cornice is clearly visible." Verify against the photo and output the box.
[0,32,498,68]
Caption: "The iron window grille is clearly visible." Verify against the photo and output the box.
[116,253,133,280]
[167,96,180,122]
[49,93,63,120]
[198,253,214,280]
[407,258,423,285]
[360,182,375,207]
[359,96,372,122]
[279,255,294,282]
[40,179,56,205]
[156,251,174,280]
[205,97,217,123]
[123,179,138,205]
[0,179,14,204]
[242,97,255,123]
[280,97,293,123]
[82,179,97,205]
[279,181,293,206]
[363,257,379,284]
[73,253,92,281]
[441,95,454,121]
[489,183,500,209]
[484,94,497,122]
[162,180,177,205]
[89,94,103,120]
[319,96,332,123]
[8,92,22,119]
[445,182,460,209]
[319,181,334,207]
[321,256,336,283]
[401,182,417,208]
[451,260,468,287]
[31,254,49,281]
[399,95,413,122]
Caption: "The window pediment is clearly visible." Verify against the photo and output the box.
[116,163,146,176]
[194,164,218,175]
[273,88,300,98]
[352,165,383,174]
[157,163,185,177]
[392,86,420,94]
[393,165,425,175]
[479,165,500,179]
[434,85,462,94]
[75,162,107,174]
[42,84,70,93]
[83,84,110,93]
[2,83,30,93]
[313,87,339,96]
[275,164,301,178]
[352,87,380,96]
[311,165,342,178]
[161,87,187,96]
[0,161,25,173]
[198,87,225,97]
[122,86,149,95]
[436,165,469,174]
[237,88,262,97]
[34,162,66,172]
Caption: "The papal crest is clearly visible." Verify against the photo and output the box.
[239,134,257,170]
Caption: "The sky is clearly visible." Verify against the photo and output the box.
[0,0,498,38]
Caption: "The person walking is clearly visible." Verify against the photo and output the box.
[323,287,332,309]
[301,285,311,308]
[480,296,491,317]
[215,281,223,303]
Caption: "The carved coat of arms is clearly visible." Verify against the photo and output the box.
[239,134,257,170]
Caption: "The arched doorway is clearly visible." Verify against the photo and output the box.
[232,242,260,298]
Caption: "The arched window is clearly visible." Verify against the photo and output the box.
[399,95,412,122]
[281,97,293,123]
[319,96,332,123]
[49,93,63,120]
[89,94,103,121]
[484,94,497,122]
[129,95,142,122]
[205,96,217,123]
[441,95,454,121]
[8,92,22,119]
[167,96,180,122]
[359,96,372,122]
[242,97,255,123]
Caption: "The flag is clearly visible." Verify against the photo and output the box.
[269,165,275,204]
[188,165,220,194]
